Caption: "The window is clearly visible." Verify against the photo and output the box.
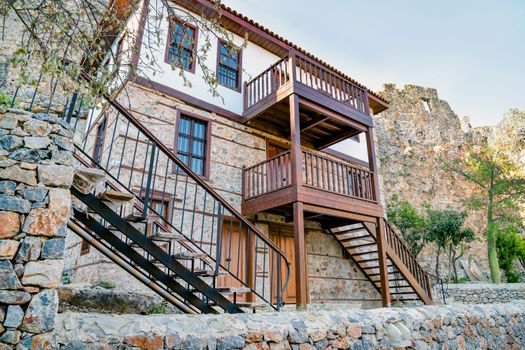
[421,98,431,113]
[92,116,107,165]
[80,239,90,255]
[166,18,197,72]
[148,198,171,235]
[217,41,241,91]
[175,114,209,176]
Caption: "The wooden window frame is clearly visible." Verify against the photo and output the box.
[216,40,242,92]
[80,239,90,255]
[172,110,212,179]
[164,16,198,73]
[135,187,178,233]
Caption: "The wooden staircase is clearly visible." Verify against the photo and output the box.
[329,221,433,305]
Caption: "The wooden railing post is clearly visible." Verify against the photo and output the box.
[289,49,297,84]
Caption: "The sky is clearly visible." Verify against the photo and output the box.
[222,0,525,126]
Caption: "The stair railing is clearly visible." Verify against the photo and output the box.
[70,95,291,310]
[383,219,432,299]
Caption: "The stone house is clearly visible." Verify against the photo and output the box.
[61,0,433,312]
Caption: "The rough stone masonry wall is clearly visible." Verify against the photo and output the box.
[374,84,490,275]
[0,108,74,347]
[433,283,525,305]
[51,303,525,349]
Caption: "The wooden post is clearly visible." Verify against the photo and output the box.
[366,126,381,203]
[289,93,302,187]
[376,218,391,307]
[246,229,256,303]
[293,201,308,308]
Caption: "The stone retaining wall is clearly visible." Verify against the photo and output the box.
[49,303,525,349]
[433,283,525,305]
[0,108,73,347]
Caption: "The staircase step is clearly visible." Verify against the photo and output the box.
[190,287,251,294]
[350,250,378,257]
[98,189,135,203]
[172,252,207,260]
[171,269,227,278]
[348,242,377,249]
[338,234,371,242]
[73,167,106,194]
[355,257,380,264]
[149,232,187,242]
[235,301,267,310]
[125,212,158,223]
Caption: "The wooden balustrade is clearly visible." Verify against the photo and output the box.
[302,150,375,202]
[243,151,292,200]
[242,149,376,203]
[243,51,370,115]
[244,56,290,111]
[383,220,432,297]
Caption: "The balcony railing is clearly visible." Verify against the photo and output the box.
[243,151,292,200]
[302,150,375,202]
[242,149,376,203]
[243,51,370,115]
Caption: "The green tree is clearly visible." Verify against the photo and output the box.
[386,194,427,257]
[496,225,525,282]
[424,208,474,283]
[445,145,525,283]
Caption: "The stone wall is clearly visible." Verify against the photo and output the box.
[433,283,525,305]
[0,108,74,347]
[50,302,525,349]
[374,84,491,275]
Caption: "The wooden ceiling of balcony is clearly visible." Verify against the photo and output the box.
[244,97,367,150]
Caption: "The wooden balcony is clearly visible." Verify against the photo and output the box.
[242,51,379,149]
[242,149,384,222]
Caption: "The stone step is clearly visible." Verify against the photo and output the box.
[73,167,106,194]
[125,212,158,223]
[98,189,135,203]
[172,252,207,260]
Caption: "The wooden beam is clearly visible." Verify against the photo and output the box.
[293,201,308,308]
[315,128,361,149]
[376,219,391,307]
[301,116,329,132]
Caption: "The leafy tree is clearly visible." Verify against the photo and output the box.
[424,208,474,283]
[445,145,525,283]
[496,225,525,282]
[386,194,427,257]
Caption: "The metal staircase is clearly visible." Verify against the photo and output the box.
[328,221,433,305]
[66,97,290,313]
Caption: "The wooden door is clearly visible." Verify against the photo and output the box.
[270,224,296,304]
[216,219,249,302]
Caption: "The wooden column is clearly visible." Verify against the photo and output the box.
[289,93,302,186]
[289,92,308,307]
[365,126,381,203]
[293,201,308,308]
[376,218,391,307]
